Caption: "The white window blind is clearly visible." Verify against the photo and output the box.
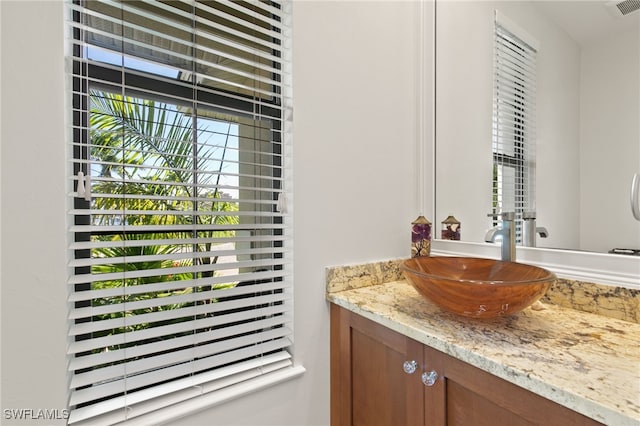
[492,11,538,242]
[66,1,294,424]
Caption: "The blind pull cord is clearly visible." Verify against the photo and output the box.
[276,192,288,214]
[76,171,86,198]
[76,170,91,201]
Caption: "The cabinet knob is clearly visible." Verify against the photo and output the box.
[421,370,438,386]
[403,360,418,374]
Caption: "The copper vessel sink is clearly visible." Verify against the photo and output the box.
[400,257,556,319]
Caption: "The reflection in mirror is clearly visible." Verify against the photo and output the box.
[435,0,640,254]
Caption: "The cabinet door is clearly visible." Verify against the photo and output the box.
[332,306,603,426]
[422,345,446,426]
[424,345,603,426]
[331,305,425,426]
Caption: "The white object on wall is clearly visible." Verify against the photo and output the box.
[632,173,640,221]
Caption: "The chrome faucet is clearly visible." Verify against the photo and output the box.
[522,211,549,247]
[485,212,516,262]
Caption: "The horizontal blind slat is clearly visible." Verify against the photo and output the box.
[70,327,291,389]
[67,59,289,119]
[68,353,292,425]
[68,314,287,371]
[69,279,288,320]
[69,1,284,64]
[69,291,289,336]
[69,337,291,406]
[68,306,290,356]
[69,246,283,268]
[68,269,289,302]
[69,257,287,288]
[69,223,285,234]
[69,234,283,250]
[68,208,280,218]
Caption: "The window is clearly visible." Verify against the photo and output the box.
[67,1,296,424]
[492,11,538,243]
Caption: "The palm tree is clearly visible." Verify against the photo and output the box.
[87,90,240,344]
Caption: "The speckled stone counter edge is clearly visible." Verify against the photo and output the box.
[325,258,405,293]
[544,278,640,323]
[325,258,640,324]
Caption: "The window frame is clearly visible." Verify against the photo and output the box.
[67,1,298,424]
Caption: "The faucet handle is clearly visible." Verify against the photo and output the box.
[487,212,515,220]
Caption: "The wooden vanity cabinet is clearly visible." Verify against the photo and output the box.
[330,305,602,426]
[331,303,425,425]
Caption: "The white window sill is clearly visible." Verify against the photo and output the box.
[79,366,306,426]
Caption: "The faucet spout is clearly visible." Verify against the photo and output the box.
[485,212,516,262]
[536,227,549,239]
[522,211,549,247]
[484,227,500,242]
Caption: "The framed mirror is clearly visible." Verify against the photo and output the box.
[432,0,639,286]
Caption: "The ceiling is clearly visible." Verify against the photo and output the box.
[534,0,640,46]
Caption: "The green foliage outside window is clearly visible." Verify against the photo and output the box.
[86,91,240,345]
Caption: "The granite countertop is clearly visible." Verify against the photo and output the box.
[327,279,640,426]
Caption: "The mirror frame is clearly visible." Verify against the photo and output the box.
[427,0,640,290]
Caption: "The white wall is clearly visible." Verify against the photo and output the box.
[435,1,581,248]
[579,27,640,253]
[0,1,432,425]
[1,0,69,421]
[175,2,431,423]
